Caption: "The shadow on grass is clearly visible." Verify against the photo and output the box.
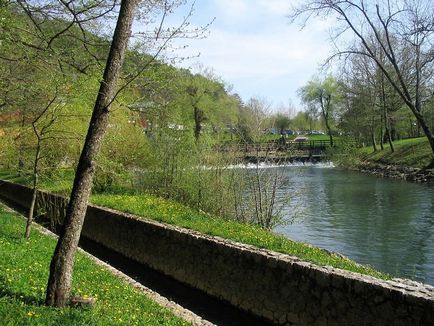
[0,285,44,306]
[0,229,24,244]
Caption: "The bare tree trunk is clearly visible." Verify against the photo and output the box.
[385,119,394,153]
[319,95,333,147]
[26,93,58,239]
[326,122,333,147]
[193,105,204,143]
[25,146,40,239]
[371,132,377,152]
[17,113,26,176]
[379,112,384,151]
[45,0,137,307]
[380,73,394,153]
[407,93,434,151]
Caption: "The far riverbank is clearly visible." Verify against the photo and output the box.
[340,137,434,184]
[356,161,434,184]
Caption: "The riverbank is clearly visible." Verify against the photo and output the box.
[354,137,434,183]
[0,172,387,280]
[356,161,434,183]
[0,207,190,325]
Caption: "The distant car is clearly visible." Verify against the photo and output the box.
[309,130,325,135]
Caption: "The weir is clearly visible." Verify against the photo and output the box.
[0,180,433,325]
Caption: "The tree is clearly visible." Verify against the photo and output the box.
[42,0,208,306]
[274,113,291,135]
[237,97,271,143]
[291,0,434,155]
[45,0,138,307]
[183,68,235,143]
[299,76,339,146]
[25,92,59,239]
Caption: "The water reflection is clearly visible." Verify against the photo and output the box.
[272,166,434,285]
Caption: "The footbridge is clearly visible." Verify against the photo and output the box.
[218,139,357,163]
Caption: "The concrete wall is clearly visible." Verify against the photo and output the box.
[1,180,433,325]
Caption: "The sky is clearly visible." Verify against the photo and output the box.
[162,0,335,112]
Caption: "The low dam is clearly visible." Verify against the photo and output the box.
[0,180,433,325]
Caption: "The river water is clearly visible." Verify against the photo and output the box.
[267,164,434,285]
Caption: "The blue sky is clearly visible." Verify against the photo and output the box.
[164,0,334,112]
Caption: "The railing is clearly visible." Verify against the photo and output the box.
[217,139,359,153]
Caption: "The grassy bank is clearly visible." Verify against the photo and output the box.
[0,169,389,280]
[0,207,189,325]
[91,193,388,280]
[360,137,434,169]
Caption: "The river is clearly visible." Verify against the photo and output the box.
[266,163,434,285]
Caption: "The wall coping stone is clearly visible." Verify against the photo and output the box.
[92,204,434,301]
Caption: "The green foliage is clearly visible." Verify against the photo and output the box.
[274,114,291,134]
[131,129,242,218]
[298,76,341,135]
[93,108,152,192]
[0,208,189,325]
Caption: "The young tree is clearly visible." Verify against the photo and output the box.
[43,0,209,306]
[237,97,272,143]
[291,0,434,155]
[45,0,139,307]
[299,76,339,146]
[274,113,291,135]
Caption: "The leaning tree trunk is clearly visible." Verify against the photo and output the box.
[25,143,40,239]
[415,111,434,155]
[45,0,137,307]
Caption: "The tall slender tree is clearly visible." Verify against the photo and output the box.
[45,0,138,307]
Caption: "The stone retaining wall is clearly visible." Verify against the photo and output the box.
[357,162,434,183]
[0,180,433,325]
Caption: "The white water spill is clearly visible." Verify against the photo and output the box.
[225,161,335,170]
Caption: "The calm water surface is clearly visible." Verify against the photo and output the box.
[270,164,434,285]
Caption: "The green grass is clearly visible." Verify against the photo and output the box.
[360,137,434,169]
[0,170,74,196]
[0,207,189,325]
[0,168,389,280]
[0,170,32,186]
[305,134,331,141]
[91,193,389,280]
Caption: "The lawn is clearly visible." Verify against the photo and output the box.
[360,137,434,169]
[0,207,189,325]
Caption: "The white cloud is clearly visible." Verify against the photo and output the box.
[256,0,292,15]
[170,0,334,108]
[183,26,330,78]
[214,0,249,20]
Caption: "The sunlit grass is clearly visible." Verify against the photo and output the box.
[360,137,434,169]
[91,193,389,280]
[0,167,389,280]
[0,208,189,325]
